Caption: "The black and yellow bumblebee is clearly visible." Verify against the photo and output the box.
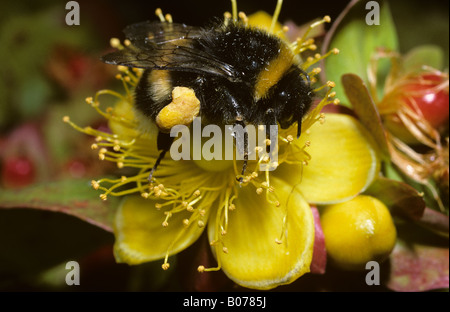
[101,11,313,180]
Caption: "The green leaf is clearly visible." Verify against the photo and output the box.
[0,179,119,232]
[341,73,390,161]
[325,0,398,105]
[364,177,426,221]
[403,44,445,73]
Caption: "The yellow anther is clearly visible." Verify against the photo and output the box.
[256,187,264,195]
[199,209,206,217]
[286,135,294,142]
[117,162,124,168]
[183,219,190,226]
[311,67,321,75]
[123,39,131,47]
[197,220,205,228]
[251,172,258,179]
[162,263,170,270]
[162,221,169,227]
[275,238,283,244]
[197,265,205,273]
[255,146,264,153]
[155,203,162,209]
[109,38,121,48]
[100,194,107,201]
[238,11,248,24]
[333,48,340,54]
[193,190,201,197]
[91,143,98,150]
[229,204,236,211]
[91,180,99,190]
[141,192,149,199]
[113,145,120,151]
[186,205,194,212]
[222,247,229,254]
[155,8,165,21]
[117,65,128,72]
[327,81,336,88]
[62,116,70,123]
[323,15,331,23]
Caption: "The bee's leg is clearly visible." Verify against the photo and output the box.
[264,108,277,153]
[148,132,174,182]
[234,120,248,183]
[297,107,304,138]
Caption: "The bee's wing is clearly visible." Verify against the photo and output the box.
[101,21,237,80]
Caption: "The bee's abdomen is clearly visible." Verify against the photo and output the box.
[134,69,173,119]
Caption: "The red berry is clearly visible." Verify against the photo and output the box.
[1,156,35,188]
[402,73,449,130]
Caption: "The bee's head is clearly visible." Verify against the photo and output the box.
[259,66,313,136]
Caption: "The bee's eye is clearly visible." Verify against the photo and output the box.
[278,90,290,100]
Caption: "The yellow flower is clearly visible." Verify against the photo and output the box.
[64,7,380,290]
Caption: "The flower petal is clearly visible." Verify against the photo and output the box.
[114,195,208,265]
[295,113,380,204]
[208,177,314,290]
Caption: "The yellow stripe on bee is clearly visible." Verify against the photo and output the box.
[254,43,294,100]
[156,87,201,132]
[150,70,172,103]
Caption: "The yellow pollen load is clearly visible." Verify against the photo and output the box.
[156,87,201,132]
[254,43,294,101]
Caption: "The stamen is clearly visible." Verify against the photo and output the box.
[155,8,165,22]
[165,14,173,23]
[230,0,238,21]
[297,15,331,50]
[109,38,123,49]
[238,12,248,26]
[224,12,232,26]
[269,0,283,33]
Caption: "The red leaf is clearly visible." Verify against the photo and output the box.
[310,206,327,274]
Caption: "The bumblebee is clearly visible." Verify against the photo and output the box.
[101,8,313,180]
